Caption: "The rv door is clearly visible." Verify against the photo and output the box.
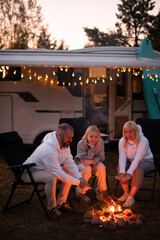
[108,68,132,140]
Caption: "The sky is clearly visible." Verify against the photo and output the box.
[38,0,160,50]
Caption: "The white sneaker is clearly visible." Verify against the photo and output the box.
[118,193,129,202]
[123,196,135,207]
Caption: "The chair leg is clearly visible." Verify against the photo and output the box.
[151,172,157,201]
[3,182,18,213]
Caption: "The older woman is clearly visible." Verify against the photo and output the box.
[116,121,155,207]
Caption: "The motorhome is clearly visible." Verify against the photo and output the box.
[0,38,160,145]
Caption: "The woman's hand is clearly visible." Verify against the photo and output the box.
[115,173,125,180]
[123,173,131,181]
[87,143,95,149]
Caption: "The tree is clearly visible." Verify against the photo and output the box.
[37,26,57,49]
[0,0,43,49]
[37,26,68,50]
[148,11,160,51]
[83,27,122,47]
[116,0,156,46]
[0,0,67,50]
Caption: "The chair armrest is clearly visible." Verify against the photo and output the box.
[7,163,36,170]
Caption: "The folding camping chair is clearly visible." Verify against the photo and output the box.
[59,117,111,194]
[115,118,160,201]
[0,131,50,219]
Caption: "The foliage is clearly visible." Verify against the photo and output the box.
[0,0,67,50]
[83,27,122,47]
[148,11,160,51]
[116,0,156,46]
[37,26,57,49]
[83,0,157,48]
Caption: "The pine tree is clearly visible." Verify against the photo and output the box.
[116,0,155,46]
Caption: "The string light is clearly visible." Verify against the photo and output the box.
[50,79,54,85]
[0,66,159,88]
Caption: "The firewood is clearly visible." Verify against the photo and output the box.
[123,208,132,216]
[83,210,94,219]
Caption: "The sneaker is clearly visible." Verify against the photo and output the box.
[118,193,129,202]
[57,203,73,213]
[123,196,135,207]
[48,207,63,218]
[76,193,91,204]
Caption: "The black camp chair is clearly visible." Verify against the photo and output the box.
[115,118,160,201]
[59,117,110,194]
[0,131,50,219]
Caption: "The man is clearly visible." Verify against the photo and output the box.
[22,123,89,217]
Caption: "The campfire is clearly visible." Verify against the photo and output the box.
[83,196,144,230]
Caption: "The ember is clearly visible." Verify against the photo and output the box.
[83,196,144,230]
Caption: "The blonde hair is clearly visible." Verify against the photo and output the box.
[122,121,140,148]
[82,125,101,150]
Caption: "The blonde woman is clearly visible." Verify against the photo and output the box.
[74,125,107,203]
[116,121,155,207]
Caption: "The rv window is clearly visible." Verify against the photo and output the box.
[58,67,83,97]
[58,67,73,86]
[132,70,144,99]
[0,67,21,81]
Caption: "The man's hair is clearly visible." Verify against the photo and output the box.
[56,123,74,134]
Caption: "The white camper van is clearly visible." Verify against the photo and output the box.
[0,45,160,145]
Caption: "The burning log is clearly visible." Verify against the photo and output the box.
[83,196,144,230]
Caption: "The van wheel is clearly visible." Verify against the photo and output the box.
[33,131,52,148]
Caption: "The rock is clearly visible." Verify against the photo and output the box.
[84,218,92,223]
[91,217,101,225]
[128,221,137,228]
[136,214,144,222]
[102,221,118,230]
[117,218,126,228]
[135,219,143,227]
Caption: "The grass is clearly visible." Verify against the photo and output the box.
[0,144,160,240]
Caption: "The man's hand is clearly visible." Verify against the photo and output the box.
[79,160,93,166]
[115,173,125,180]
[79,177,90,189]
